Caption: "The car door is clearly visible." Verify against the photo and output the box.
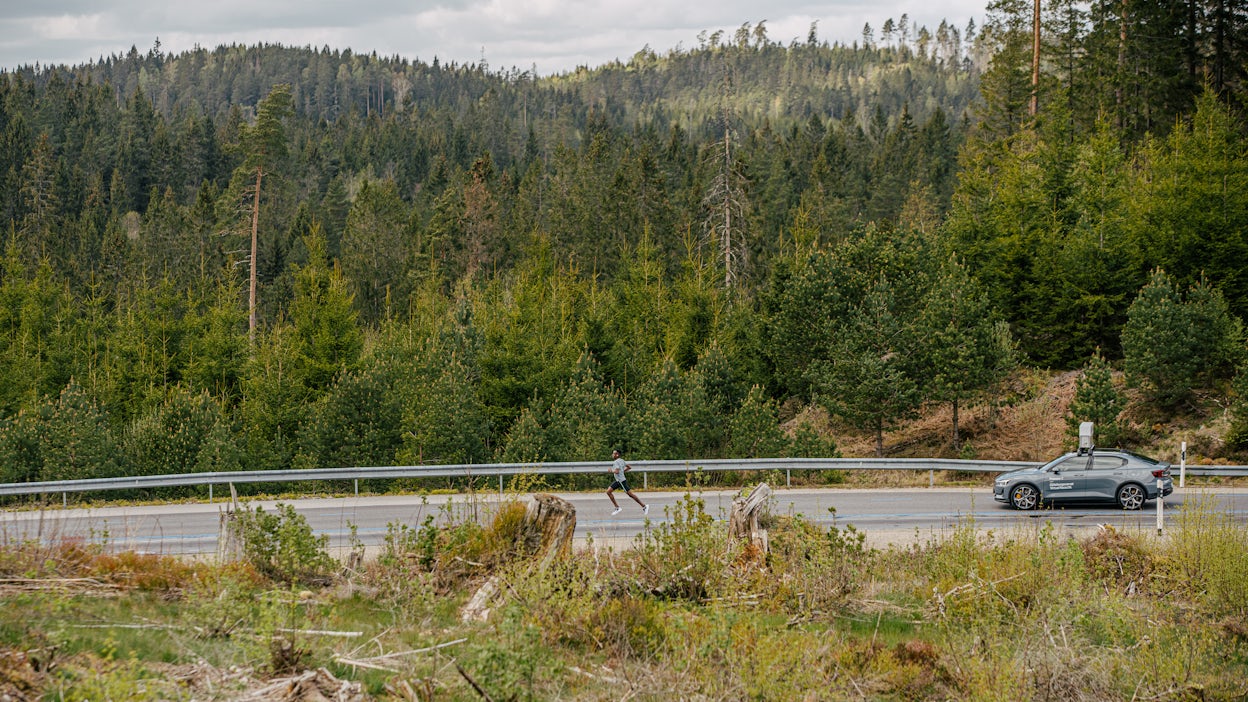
[1045,455,1089,500]
[1084,455,1128,501]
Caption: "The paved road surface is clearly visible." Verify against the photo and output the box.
[2,486,1245,556]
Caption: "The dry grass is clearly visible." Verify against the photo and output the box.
[821,368,1248,470]
[829,370,1079,461]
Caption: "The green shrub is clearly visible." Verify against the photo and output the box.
[632,493,734,602]
[234,502,335,585]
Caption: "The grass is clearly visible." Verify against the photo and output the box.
[0,490,1246,701]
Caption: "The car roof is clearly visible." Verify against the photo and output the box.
[1059,449,1164,464]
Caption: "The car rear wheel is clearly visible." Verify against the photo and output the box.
[1117,483,1145,510]
[1009,484,1040,510]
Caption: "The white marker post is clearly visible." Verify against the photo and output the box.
[1179,441,1187,488]
[1156,477,1164,535]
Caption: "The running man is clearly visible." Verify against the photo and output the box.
[607,449,648,516]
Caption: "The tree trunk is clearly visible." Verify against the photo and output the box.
[951,398,961,453]
[1030,0,1041,116]
[248,165,263,344]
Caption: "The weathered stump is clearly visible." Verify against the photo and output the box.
[519,493,576,565]
[217,483,244,563]
[728,483,771,554]
[461,493,577,623]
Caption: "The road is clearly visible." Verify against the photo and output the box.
[2,486,1246,556]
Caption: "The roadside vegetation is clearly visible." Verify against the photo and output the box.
[0,491,1244,700]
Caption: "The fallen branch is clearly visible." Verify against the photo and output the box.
[334,638,468,673]
[362,638,468,661]
[331,656,398,673]
[274,627,363,638]
[455,661,494,702]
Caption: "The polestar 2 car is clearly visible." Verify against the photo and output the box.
[993,449,1173,510]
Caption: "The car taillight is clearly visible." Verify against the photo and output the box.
[1151,469,1168,478]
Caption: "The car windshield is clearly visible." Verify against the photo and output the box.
[1038,454,1077,471]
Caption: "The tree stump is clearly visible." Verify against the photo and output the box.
[728,483,771,554]
[461,493,576,623]
[217,483,244,563]
[519,493,576,566]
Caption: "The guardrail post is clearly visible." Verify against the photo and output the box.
[354,479,359,496]
[209,484,213,502]
[643,472,647,490]
[786,469,791,487]
[63,492,67,508]
[929,469,934,488]
[499,475,503,496]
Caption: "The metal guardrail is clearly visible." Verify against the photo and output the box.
[1,457,1245,498]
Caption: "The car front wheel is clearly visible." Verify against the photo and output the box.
[1117,483,1146,510]
[1010,484,1040,510]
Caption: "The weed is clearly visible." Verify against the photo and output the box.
[1158,493,1248,616]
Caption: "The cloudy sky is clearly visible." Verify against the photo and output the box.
[0,1,984,76]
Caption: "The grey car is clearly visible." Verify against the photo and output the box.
[993,449,1174,510]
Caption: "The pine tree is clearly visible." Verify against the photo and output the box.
[815,275,924,456]
[920,255,1016,452]
[240,84,292,342]
[1121,269,1241,409]
[1066,349,1125,447]
[39,378,116,481]
[727,385,789,458]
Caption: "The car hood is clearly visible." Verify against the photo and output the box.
[997,466,1048,480]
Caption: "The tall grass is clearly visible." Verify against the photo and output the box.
[0,489,1245,700]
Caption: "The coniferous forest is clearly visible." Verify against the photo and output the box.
[0,1,1246,488]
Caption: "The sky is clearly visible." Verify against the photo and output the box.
[0,1,985,77]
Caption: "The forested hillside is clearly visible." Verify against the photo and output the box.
[0,3,1245,487]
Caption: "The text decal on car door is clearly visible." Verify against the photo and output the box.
[1049,480,1075,490]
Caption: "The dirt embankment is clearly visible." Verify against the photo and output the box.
[792,369,1236,466]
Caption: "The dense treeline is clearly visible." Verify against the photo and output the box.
[0,4,1246,486]
[956,0,1248,367]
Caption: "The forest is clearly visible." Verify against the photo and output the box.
[0,0,1245,486]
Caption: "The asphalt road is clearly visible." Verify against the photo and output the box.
[2,486,1246,556]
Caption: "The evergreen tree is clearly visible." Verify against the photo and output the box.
[1127,91,1248,320]
[920,255,1016,452]
[340,178,412,323]
[1066,349,1125,447]
[727,385,789,458]
[295,360,405,471]
[1122,269,1241,409]
[122,387,219,477]
[398,352,490,465]
[542,353,622,462]
[289,227,362,396]
[240,84,293,342]
[39,378,116,481]
[814,275,924,456]
[498,406,548,464]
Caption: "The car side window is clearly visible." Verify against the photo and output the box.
[1091,456,1126,471]
[1055,456,1088,472]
